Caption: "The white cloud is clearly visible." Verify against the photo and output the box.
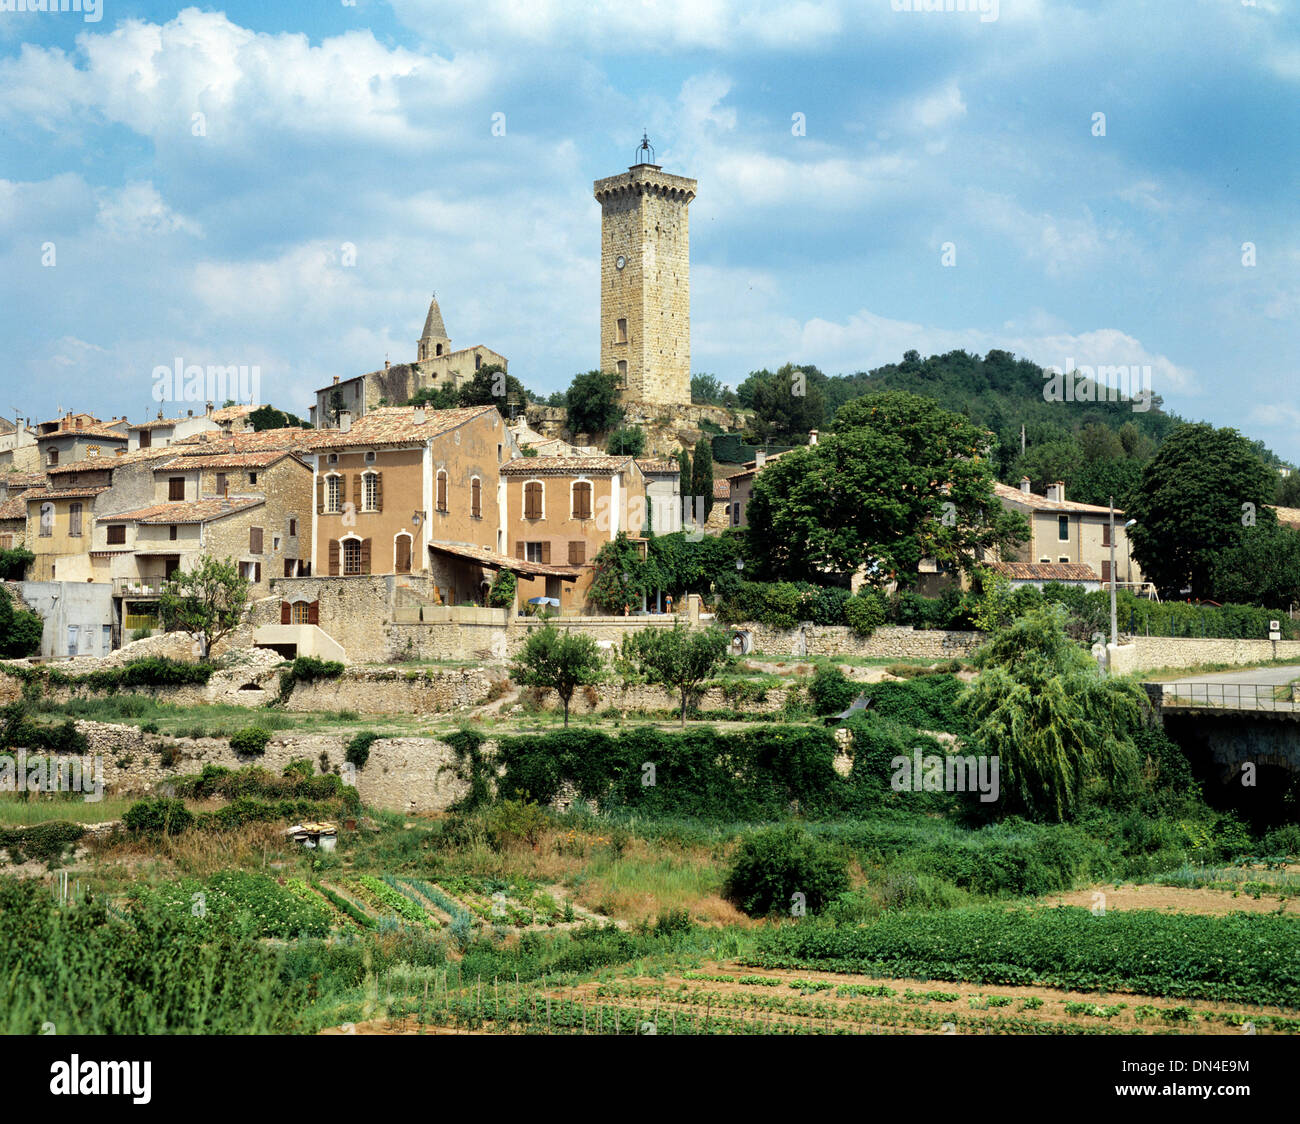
[96,181,201,239]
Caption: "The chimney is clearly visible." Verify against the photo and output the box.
[411,406,426,425]
[385,359,391,371]
[339,413,353,434]
[1019,476,1031,493]
[755,449,767,469]
[332,376,340,386]
[808,429,818,446]
[187,409,193,418]
[205,401,213,416]
[1045,481,1064,503]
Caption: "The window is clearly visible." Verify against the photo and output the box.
[68,503,82,536]
[616,317,628,344]
[1059,556,1070,564]
[284,559,295,577]
[395,533,412,574]
[343,538,362,576]
[289,518,297,537]
[1101,522,1112,547]
[292,600,310,624]
[326,474,342,513]
[568,540,586,565]
[169,525,178,541]
[215,473,227,495]
[523,481,543,520]
[362,471,380,512]
[67,625,78,656]
[272,535,281,551]
[248,471,258,485]
[616,360,627,383]
[250,527,264,554]
[731,502,741,527]
[106,524,126,545]
[86,446,99,457]
[1057,515,1069,542]
[139,429,151,448]
[47,449,58,466]
[436,470,448,513]
[365,451,376,463]
[571,481,593,520]
[169,477,185,501]
[436,343,443,357]
[524,541,545,563]
[497,444,503,462]
[471,477,482,519]
[328,453,338,465]
[475,353,482,371]
[1039,557,1051,564]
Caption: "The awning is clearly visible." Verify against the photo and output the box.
[428,541,581,580]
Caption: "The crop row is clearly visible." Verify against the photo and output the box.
[747,907,1300,1006]
[355,876,440,928]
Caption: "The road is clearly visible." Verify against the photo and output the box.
[1157,664,1300,712]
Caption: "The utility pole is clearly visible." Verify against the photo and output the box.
[1108,495,1118,674]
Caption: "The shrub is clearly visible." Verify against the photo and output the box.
[725,824,850,917]
[344,731,380,770]
[486,795,549,851]
[123,797,193,835]
[0,822,85,864]
[808,665,858,716]
[229,726,271,756]
[844,592,886,637]
[275,656,344,705]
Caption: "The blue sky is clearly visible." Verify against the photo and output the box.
[1,0,1297,458]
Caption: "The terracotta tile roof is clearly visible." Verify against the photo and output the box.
[726,449,797,481]
[428,541,581,579]
[992,482,1119,516]
[36,425,128,442]
[1,472,47,489]
[27,487,110,501]
[97,497,264,524]
[635,459,680,474]
[173,427,318,453]
[210,404,256,423]
[712,478,730,499]
[310,405,498,449]
[0,495,28,520]
[47,448,174,475]
[989,561,1100,582]
[154,451,302,471]
[501,454,638,476]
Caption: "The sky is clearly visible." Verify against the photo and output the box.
[1,0,1297,458]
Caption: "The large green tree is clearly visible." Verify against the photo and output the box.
[957,606,1147,821]
[1126,423,1279,598]
[1207,521,1300,607]
[625,622,730,727]
[511,624,604,726]
[159,555,249,661]
[457,364,528,412]
[740,364,826,441]
[565,370,624,435]
[747,391,1026,584]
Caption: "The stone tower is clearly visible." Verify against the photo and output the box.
[417,294,451,361]
[593,139,696,408]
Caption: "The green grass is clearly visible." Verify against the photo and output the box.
[0,795,137,825]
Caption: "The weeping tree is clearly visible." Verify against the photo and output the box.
[956,605,1149,821]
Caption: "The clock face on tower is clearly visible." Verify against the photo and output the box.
[615,255,626,270]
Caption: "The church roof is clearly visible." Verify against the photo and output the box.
[420,295,448,342]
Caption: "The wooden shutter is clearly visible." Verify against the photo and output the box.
[169,477,185,501]
[471,478,481,518]
[316,476,325,513]
[250,526,263,554]
[524,481,541,519]
[280,601,291,624]
[328,539,340,576]
[516,541,525,560]
[216,472,227,496]
[396,535,411,574]
[568,540,585,565]
[1101,560,1112,583]
[573,482,591,519]
[540,540,551,564]
[437,471,447,513]
[352,473,362,512]
[360,538,371,574]
[254,562,261,584]
[284,558,294,577]
[374,471,383,513]
[308,600,319,625]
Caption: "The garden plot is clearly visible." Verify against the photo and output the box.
[394,963,1300,1036]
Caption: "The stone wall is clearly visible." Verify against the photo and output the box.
[66,720,479,813]
[738,623,984,660]
[1109,636,1300,676]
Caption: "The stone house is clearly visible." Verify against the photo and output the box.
[500,454,647,611]
[35,413,129,469]
[307,405,523,604]
[0,417,39,472]
[992,479,1145,591]
[127,408,221,450]
[725,446,798,529]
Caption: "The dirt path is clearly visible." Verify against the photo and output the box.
[1046,883,1299,916]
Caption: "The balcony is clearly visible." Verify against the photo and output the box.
[113,578,169,597]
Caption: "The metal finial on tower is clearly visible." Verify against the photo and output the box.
[635,131,655,165]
